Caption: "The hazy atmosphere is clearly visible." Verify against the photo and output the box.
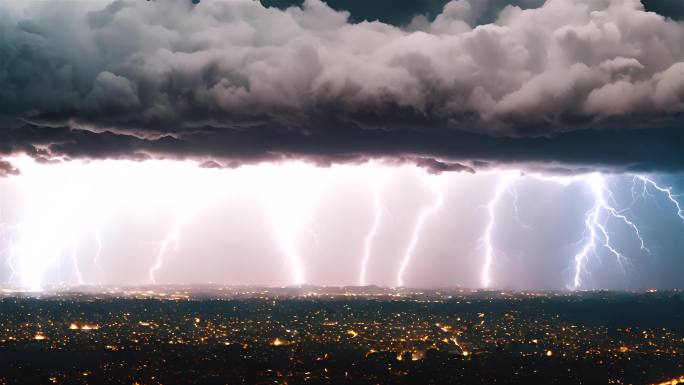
[1,0,684,291]
[2,156,684,290]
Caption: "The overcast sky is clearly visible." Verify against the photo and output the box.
[1,0,683,173]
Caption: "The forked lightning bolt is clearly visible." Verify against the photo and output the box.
[635,176,684,224]
[1,156,683,291]
[479,172,656,290]
[570,174,652,289]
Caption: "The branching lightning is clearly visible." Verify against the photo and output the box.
[636,176,684,224]
[4,240,16,284]
[571,174,655,290]
[8,211,83,291]
[479,172,661,290]
[397,173,444,287]
[1,156,683,291]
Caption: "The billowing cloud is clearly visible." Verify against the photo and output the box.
[0,0,683,172]
[0,160,19,176]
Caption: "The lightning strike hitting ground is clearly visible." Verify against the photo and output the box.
[2,156,683,290]
[149,218,183,284]
[480,175,512,289]
[4,240,16,284]
[478,172,653,290]
[68,245,84,286]
[8,213,83,291]
[397,174,444,287]
[360,184,383,287]
[571,174,652,290]
[265,193,311,286]
[93,226,104,280]
[258,164,331,286]
[0,188,10,283]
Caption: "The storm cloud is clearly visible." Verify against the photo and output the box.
[1,0,683,172]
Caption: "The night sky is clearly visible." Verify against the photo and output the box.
[0,0,683,290]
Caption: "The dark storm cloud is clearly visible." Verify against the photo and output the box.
[0,0,683,173]
[2,121,683,174]
[261,0,684,25]
[414,158,475,174]
[0,160,19,176]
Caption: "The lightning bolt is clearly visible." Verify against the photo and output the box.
[477,172,653,290]
[149,216,184,284]
[9,218,80,291]
[0,183,9,284]
[93,225,104,281]
[2,156,682,292]
[0,180,20,285]
[146,164,215,286]
[258,164,331,287]
[5,240,16,285]
[397,173,443,287]
[636,176,684,224]
[360,183,382,286]
[480,174,512,289]
[270,213,307,286]
[571,174,651,290]
[508,180,537,233]
[68,244,84,286]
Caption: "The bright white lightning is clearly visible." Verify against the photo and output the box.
[146,167,219,285]
[93,226,104,278]
[271,217,306,286]
[636,176,684,224]
[4,240,16,284]
[0,183,9,281]
[477,171,652,290]
[1,159,90,290]
[397,173,444,287]
[480,175,513,289]
[0,156,223,289]
[571,174,651,290]
[68,245,84,286]
[8,209,83,291]
[4,155,683,291]
[149,218,183,284]
[360,184,382,286]
[256,164,329,286]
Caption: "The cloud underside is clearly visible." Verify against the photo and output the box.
[0,0,683,173]
[3,123,683,174]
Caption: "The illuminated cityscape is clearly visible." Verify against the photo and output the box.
[0,287,682,384]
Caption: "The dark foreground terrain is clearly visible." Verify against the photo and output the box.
[0,286,683,384]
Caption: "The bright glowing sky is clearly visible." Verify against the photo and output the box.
[2,0,684,290]
[1,157,684,291]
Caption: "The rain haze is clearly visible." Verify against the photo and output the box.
[1,0,684,291]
